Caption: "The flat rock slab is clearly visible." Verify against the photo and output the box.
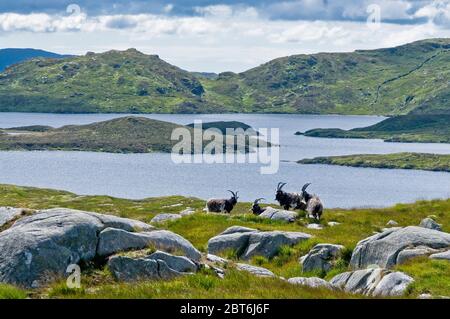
[350,226,450,269]
[108,256,188,282]
[330,268,414,297]
[235,263,275,277]
[0,208,198,288]
[207,226,312,260]
[429,250,450,261]
[151,213,182,224]
[0,207,26,228]
[148,250,198,273]
[259,207,298,223]
[288,277,335,290]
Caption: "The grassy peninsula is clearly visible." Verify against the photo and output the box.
[0,184,449,299]
[302,114,450,143]
[299,153,450,172]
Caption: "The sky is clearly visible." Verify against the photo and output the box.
[0,0,450,72]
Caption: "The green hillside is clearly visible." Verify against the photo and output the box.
[0,39,449,115]
[302,114,450,143]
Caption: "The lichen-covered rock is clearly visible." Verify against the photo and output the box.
[0,207,26,228]
[148,250,198,273]
[330,268,413,297]
[242,231,311,260]
[259,207,298,223]
[396,246,439,264]
[419,218,442,231]
[97,228,202,261]
[207,226,311,260]
[429,250,450,261]
[307,224,323,230]
[288,277,335,290]
[180,208,195,216]
[108,256,186,282]
[235,263,275,277]
[301,244,345,273]
[386,220,399,227]
[0,208,199,288]
[350,226,450,269]
[151,213,182,224]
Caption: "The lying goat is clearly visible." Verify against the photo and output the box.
[275,182,306,211]
[300,183,323,221]
[250,198,267,215]
[206,190,239,214]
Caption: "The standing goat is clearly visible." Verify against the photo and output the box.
[250,198,267,215]
[275,182,305,211]
[206,190,239,214]
[300,183,323,221]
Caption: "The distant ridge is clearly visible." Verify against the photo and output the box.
[0,39,449,115]
[0,48,71,72]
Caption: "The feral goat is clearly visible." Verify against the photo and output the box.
[206,190,239,214]
[300,183,323,221]
[250,198,267,215]
[275,182,306,211]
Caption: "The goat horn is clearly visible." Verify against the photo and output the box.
[302,183,312,192]
[228,190,236,197]
[254,198,265,204]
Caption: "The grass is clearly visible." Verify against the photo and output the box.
[298,153,450,172]
[0,284,28,299]
[0,184,449,299]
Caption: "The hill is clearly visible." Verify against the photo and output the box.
[0,39,449,115]
[0,49,219,113]
[0,48,70,72]
[299,153,450,172]
[0,116,267,153]
[204,38,450,115]
[302,114,450,143]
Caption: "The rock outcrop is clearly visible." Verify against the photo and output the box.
[429,250,450,261]
[330,268,414,297]
[235,263,275,277]
[207,226,312,260]
[151,213,182,224]
[0,208,200,288]
[258,207,299,223]
[301,244,345,273]
[288,277,335,290]
[350,226,450,269]
[419,218,442,231]
[97,228,201,261]
[0,207,28,228]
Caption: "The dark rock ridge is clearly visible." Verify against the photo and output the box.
[0,208,200,288]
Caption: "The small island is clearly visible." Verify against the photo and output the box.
[0,116,269,154]
[300,114,450,144]
[298,153,450,172]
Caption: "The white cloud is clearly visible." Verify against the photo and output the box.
[415,0,450,27]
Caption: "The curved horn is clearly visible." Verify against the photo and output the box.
[279,182,287,191]
[253,198,265,204]
[302,183,312,192]
[277,182,283,191]
[228,190,236,198]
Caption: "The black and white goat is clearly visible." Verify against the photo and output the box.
[275,182,305,211]
[300,183,323,221]
[206,190,239,214]
[250,198,267,215]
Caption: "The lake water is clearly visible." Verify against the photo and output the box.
[0,113,449,208]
